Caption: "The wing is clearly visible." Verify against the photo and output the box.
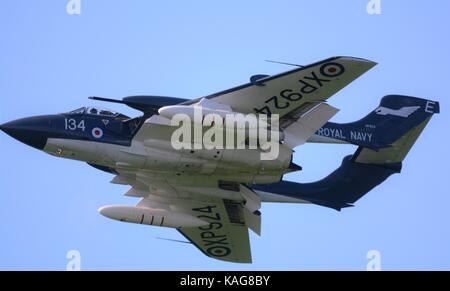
[184,56,376,122]
[111,171,257,263]
[133,56,375,141]
[176,198,252,263]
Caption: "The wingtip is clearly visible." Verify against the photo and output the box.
[335,56,378,66]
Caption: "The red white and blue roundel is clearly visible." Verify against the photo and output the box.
[91,127,103,138]
[320,62,345,77]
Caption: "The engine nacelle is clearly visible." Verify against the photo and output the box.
[98,205,208,228]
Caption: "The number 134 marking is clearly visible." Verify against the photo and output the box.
[64,118,85,131]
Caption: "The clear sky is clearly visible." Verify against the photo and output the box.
[0,0,449,270]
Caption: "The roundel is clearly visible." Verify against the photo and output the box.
[320,62,345,77]
[91,127,103,138]
[207,246,231,257]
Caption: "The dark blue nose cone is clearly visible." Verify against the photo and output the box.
[0,116,52,150]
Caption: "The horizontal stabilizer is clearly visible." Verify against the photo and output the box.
[354,116,432,164]
[283,103,339,148]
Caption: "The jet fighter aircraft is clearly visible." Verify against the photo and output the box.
[0,56,440,263]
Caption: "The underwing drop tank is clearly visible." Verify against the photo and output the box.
[98,205,208,228]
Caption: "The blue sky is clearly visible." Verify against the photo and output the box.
[0,0,449,270]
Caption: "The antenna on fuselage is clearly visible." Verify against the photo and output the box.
[264,60,304,67]
[156,237,192,244]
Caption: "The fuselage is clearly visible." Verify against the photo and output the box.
[1,106,294,185]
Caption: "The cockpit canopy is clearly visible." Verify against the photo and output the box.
[86,106,118,116]
[68,107,129,119]
[68,106,118,116]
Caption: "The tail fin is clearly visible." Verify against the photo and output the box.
[311,95,440,150]
[257,97,439,210]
